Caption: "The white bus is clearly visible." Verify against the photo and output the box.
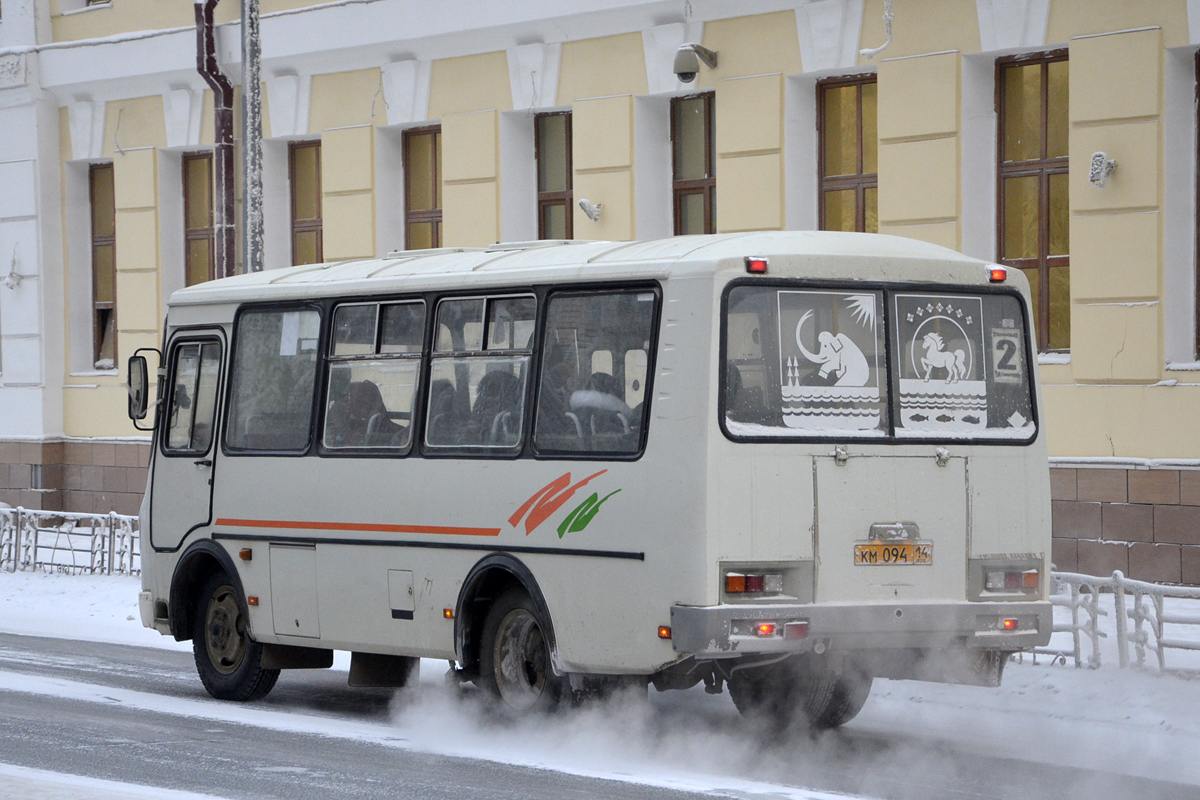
[130,232,1051,728]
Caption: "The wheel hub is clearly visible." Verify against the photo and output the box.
[493,609,548,711]
[205,585,247,675]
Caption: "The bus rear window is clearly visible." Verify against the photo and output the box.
[723,285,1035,443]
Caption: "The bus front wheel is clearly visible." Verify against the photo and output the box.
[192,571,279,701]
[478,588,563,714]
[728,655,872,731]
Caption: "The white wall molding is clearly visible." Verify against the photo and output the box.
[67,99,104,161]
[795,0,864,72]
[641,21,704,96]
[162,89,204,149]
[380,59,431,125]
[506,42,562,112]
[265,74,312,138]
[976,0,1050,51]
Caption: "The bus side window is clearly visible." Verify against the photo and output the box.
[424,295,536,450]
[534,289,657,456]
[323,300,425,452]
[165,341,222,454]
[225,308,322,452]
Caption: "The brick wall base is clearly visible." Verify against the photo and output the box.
[0,440,148,517]
[1051,466,1200,585]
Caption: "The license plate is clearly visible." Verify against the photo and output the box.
[854,542,933,565]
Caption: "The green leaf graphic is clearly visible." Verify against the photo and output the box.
[557,490,621,538]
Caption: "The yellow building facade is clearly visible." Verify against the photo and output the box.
[1,0,1199,581]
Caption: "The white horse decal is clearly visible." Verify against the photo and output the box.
[920,332,967,383]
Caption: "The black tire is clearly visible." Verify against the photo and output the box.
[728,655,872,731]
[478,588,563,714]
[192,571,279,701]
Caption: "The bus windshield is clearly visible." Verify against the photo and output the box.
[723,284,1036,443]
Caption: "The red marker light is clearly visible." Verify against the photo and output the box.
[989,266,1008,283]
[744,574,765,593]
[745,257,769,274]
[1002,618,1019,631]
[658,626,672,639]
[755,622,778,637]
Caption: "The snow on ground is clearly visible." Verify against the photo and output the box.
[0,763,229,800]
[2,571,1200,798]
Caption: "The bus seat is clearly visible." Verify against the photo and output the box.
[473,371,521,445]
[339,380,387,446]
[426,378,459,445]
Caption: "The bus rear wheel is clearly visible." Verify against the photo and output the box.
[192,571,279,701]
[728,655,872,731]
[478,588,563,714]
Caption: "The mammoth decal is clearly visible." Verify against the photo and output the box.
[795,310,870,387]
[776,291,885,434]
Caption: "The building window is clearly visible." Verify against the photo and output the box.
[183,152,215,286]
[289,141,323,265]
[998,51,1069,352]
[671,93,715,235]
[89,163,116,370]
[536,112,573,240]
[404,127,442,250]
[818,75,878,233]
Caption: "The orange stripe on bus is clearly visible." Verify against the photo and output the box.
[215,518,501,537]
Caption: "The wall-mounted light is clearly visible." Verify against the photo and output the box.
[673,43,718,84]
[2,244,25,290]
[1089,151,1117,189]
[578,198,603,222]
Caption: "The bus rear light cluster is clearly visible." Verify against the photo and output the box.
[986,569,1039,591]
[726,572,784,594]
[731,619,809,639]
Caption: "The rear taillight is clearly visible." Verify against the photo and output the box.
[986,568,1039,591]
[725,572,784,595]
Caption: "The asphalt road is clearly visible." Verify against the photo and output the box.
[0,633,1194,800]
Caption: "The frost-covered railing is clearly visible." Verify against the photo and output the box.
[0,507,139,576]
[1030,570,1200,673]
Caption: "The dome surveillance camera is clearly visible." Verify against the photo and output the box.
[673,49,699,83]
[673,44,718,84]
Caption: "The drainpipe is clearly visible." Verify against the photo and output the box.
[194,0,236,279]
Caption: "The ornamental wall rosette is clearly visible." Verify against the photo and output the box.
[0,54,27,88]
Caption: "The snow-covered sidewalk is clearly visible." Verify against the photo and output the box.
[2,571,1200,799]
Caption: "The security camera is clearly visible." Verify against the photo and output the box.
[673,44,718,84]
[578,198,602,222]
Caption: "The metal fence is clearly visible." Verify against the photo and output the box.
[1032,570,1200,673]
[0,506,139,576]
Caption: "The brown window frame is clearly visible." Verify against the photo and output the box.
[89,162,116,369]
[817,74,878,233]
[535,111,573,240]
[289,140,323,265]
[671,92,716,236]
[182,152,215,286]
[403,126,442,250]
[996,49,1069,353]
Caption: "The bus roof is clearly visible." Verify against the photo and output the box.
[168,231,989,308]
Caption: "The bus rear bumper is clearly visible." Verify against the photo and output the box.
[669,599,1052,657]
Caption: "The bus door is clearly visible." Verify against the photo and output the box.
[150,333,224,551]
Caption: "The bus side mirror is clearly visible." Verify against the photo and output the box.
[127,347,162,431]
[128,356,149,420]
